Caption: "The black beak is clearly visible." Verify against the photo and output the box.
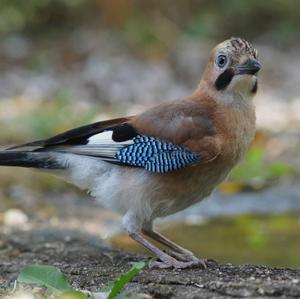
[236,58,261,75]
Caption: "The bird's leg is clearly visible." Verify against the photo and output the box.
[123,211,206,269]
[142,229,207,266]
[128,231,205,269]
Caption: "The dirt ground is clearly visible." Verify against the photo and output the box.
[1,228,299,299]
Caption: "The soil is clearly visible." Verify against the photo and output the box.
[1,229,299,299]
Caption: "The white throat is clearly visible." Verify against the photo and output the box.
[219,75,257,104]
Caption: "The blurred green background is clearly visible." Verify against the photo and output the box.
[1,0,300,46]
[0,0,299,268]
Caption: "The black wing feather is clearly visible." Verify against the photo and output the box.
[8,117,135,150]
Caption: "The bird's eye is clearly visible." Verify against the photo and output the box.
[216,54,228,68]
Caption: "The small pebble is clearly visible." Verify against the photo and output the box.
[3,209,28,228]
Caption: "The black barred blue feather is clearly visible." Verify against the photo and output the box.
[115,135,200,173]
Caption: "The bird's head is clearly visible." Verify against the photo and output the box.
[200,37,261,102]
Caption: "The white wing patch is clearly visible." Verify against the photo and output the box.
[87,131,111,144]
[88,131,132,146]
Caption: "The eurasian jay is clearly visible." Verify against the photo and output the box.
[0,37,261,269]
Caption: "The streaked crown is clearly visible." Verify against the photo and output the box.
[219,37,258,59]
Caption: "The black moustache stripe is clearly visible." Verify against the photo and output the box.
[251,79,258,94]
[215,68,235,90]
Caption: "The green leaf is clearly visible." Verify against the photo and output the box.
[107,262,146,299]
[17,264,72,292]
[267,162,293,177]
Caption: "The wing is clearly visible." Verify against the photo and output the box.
[8,100,220,173]
[34,124,201,173]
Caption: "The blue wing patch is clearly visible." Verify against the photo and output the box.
[115,135,200,173]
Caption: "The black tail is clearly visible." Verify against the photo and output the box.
[0,151,63,169]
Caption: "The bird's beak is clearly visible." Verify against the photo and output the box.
[236,58,261,75]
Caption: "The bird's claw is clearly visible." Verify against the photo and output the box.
[149,258,209,269]
[164,249,200,263]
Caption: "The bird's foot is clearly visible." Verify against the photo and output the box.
[149,258,208,269]
[164,249,200,263]
[128,230,216,270]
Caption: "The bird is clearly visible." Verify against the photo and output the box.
[0,37,261,269]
